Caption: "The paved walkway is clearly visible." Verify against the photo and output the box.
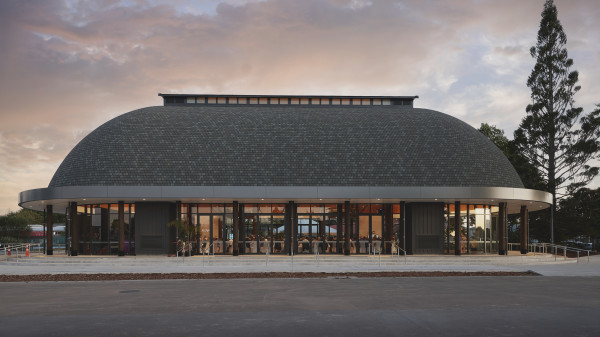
[2,252,599,276]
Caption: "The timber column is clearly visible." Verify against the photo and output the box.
[520,205,528,254]
[70,202,79,256]
[118,201,125,256]
[344,201,350,255]
[46,205,53,255]
[400,201,406,253]
[498,202,507,255]
[233,201,239,256]
[384,204,393,253]
[454,201,461,256]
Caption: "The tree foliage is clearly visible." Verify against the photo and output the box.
[0,209,42,242]
[514,0,600,207]
[479,123,545,191]
[167,219,196,255]
[556,188,600,244]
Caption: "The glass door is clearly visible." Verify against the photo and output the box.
[371,215,383,253]
[198,215,210,254]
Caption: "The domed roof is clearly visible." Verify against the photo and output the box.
[49,105,524,188]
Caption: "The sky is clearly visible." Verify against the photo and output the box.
[0,0,599,215]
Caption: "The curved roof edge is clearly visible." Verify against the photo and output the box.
[20,185,551,214]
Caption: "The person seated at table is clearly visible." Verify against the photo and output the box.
[301,237,310,253]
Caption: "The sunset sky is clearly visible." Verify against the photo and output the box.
[1,0,599,215]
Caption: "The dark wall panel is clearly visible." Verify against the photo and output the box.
[410,203,443,254]
[136,202,175,255]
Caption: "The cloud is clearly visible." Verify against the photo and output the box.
[1,0,599,214]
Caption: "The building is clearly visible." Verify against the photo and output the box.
[19,94,551,256]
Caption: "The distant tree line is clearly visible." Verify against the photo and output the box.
[0,209,65,243]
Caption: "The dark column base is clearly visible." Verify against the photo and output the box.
[454,250,461,256]
[71,250,78,256]
[498,250,506,255]
[520,249,528,254]
[233,249,239,256]
[118,251,125,256]
[47,249,53,256]
[344,249,350,256]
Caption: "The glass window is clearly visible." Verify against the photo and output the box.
[197,97,205,104]
[325,204,337,214]
[300,98,310,105]
[244,204,258,214]
[197,204,211,213]
[269,97,279,104]
[298,215,311,237]
[198,215,210,241]
[373,98,381,105]
[352,98,362,105]
[212,204,224,214]
[297,204,311,214]
[228,97,237,104]
[279,98,289,104]
[259,204,271,213]
[271,204,286,214]
[341,98,351,105]
[273,216,285,244]
[249,98,258,104]
[359,216,370,241]
[370,204,383,214]
[217,97,227,104]
[290,98,300,104]
[331,98,341,105]
[244,215,258,242]
[382,99,391,105]
[207,97,217,104]
[238,97,247,104]
[186,97,195,104]
[311,98,320,104]
[312,215,323,239]
[259,216,271,242]
[372,216,383,240]
[259,97,268,104]
[362,98,371,105]
[358,204,371,214]
[311,204,325,214]
[109,204,119,213]
[212,216,223,240]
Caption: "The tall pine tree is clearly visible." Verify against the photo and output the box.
[514,0,600,243]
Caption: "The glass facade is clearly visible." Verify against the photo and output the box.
[74,203,135,255]
[444,203,498,254]
[67,201,511,255]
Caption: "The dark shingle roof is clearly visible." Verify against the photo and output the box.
[49,105,524,188]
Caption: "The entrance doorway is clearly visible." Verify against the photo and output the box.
[195,215,225,254]
[357,215,383,254]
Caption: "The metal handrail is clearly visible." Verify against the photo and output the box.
[265,242,270,266]
[530,242,591,263]
[202,243,214,267]
[391,241,407,264]
[2,243,43,261]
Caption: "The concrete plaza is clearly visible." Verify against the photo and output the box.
[2,254,599,336]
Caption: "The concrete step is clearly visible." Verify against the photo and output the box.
[2,253,576,267]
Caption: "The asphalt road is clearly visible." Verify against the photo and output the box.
[1,276,598,336]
